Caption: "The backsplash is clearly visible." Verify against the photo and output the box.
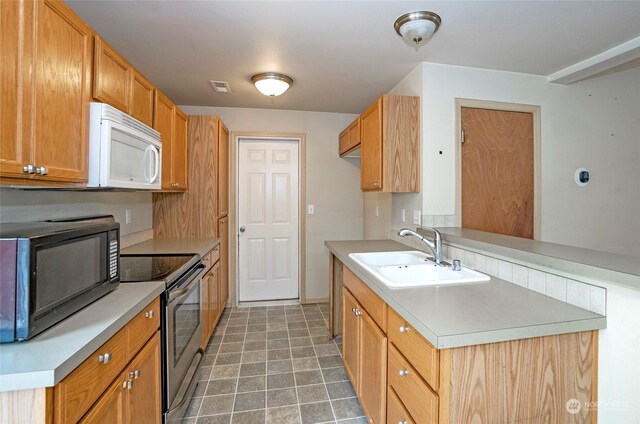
[422,215,457,228]
[390,229,607,316]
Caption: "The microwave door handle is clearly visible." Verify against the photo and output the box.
[143,145,152,182]
[149,145,160,183]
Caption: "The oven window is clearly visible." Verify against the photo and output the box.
[173,283,200,366]
[35,234,107,316]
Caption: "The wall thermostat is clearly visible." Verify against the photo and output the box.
[575,168,590,186]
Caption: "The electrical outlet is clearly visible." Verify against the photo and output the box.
[307,204,314,215]
[413,210,421,226]
[125,209,132,224]
[375,206,379,217]
[401,209,406,223]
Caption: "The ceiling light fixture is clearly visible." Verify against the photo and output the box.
[250,72,293,97]
[394,11,442,49]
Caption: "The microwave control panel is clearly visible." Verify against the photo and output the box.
[109,230,119,279]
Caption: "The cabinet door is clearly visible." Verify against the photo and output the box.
[129,68,154,126]
[172,108,188,190]
[217,120,229,217]
[200,271,211,349]
[210,262,221,327]
[358,310,387,424]
[217,217,229,309]
[0,0,33,178]
[338,128,349,156]
[128,332,162,424]
[79,371,127,424]
[342,289,359,388]
[93,35,130,112]
[348,118,360,149]
[153,89,175,189]
[32,0,93,182]
[360,98,383,190]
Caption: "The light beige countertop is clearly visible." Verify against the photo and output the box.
[424,227,640,289]
[122,237,220,257]
[0,282,165,392]
[326,239,606,349]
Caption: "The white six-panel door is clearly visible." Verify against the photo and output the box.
[238,139,299,301]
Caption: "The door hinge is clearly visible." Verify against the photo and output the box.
[461,129,465,143]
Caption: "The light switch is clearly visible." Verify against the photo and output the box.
[307,204,315,215]
[375,206,379,217]
[413,210,421,226]
[401,209,406,223]
[125,209,132,224]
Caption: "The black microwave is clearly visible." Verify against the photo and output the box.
[0,220,120,342]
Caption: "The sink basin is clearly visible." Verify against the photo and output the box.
[349,251,490,288]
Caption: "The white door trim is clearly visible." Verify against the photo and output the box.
[454,98,542,240]
[230,132,307,307]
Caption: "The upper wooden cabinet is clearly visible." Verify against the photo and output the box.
[217,121,229,217]
[93,35,130,112]
[1,0,93,184]
[129,69,154,126]
[339,94,420,192]
[153,89,188,191]
[339,117,360,156]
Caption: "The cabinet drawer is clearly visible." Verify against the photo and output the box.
[388,344,438,424]
[387,386,415,424]
[387,307,438,389]
[127,298,160,359]
[202,245,220,271]
[54,326,128,424]
[343,266,386,331]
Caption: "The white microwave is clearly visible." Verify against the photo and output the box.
[88,103,162,189]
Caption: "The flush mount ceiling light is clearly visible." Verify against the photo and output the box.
[250,72,293,97]
[394,11,442,49]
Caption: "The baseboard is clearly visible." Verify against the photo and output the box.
[302,297,329,304]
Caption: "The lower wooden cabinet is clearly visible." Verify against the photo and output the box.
[80,332,161,424]
[201,260,221,349]
[342,288,387,424]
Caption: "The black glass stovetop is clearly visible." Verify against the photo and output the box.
[119,254,196,282]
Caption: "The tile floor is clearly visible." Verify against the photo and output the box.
[183,303,367,424]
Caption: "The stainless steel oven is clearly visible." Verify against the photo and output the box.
[119,254,205,424]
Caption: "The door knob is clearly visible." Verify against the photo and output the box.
[239,226,246,233]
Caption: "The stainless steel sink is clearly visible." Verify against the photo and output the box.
[349,251,490,288]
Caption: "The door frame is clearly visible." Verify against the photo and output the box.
[454,98,542,240]
[230,131,307,307]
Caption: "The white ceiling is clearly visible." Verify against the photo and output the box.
[66,1,640,114]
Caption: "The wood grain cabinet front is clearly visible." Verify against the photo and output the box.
[339,117,360,156]
[93,35,131,112]
[129,68,155,127]
[1,0,93,185]
[153,90,188,191]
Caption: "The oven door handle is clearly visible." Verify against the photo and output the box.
[167,265,205,302]
[166,348,204,417]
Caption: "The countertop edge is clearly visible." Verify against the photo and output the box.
[325,240,606,350]
[121,237,221,258]
[0,283,165,392]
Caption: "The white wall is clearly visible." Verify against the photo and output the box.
[181,106,363,301]
[419,63,640,256]
[0,188,152,236]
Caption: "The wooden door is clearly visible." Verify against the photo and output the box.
[172,108,188,190]
[358,310,387,424]
[32,0,93,182]
[0,0,33,179]
[128,333,162,424]
[153,89,175,189]
[200,270,211,349]
[93,35,130,112]
[342,289,359,389]
[360,98,383,190]
[130,69,154,126]
[79,371,127,424]
[338,128,349,156]
[348,118,360,150]
[461,107,534,239]
[217,216,229,308]
[217,120,229,217]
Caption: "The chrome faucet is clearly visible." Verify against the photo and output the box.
[398,227,444,266]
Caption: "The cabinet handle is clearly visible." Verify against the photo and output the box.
[23,164,36,174]
[399,326,410,333]
[355,309,362,317]
[373,182,380,187]
[123,379,133,390]
[35,166,48,175]
[398,421,408,424]
[145,310,154,319]
[98,353,111,363]
[129,369,140,380]
[399,369,409,376]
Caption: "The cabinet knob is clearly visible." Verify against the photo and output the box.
[123,379,133,390]
[98,352,111,363]
[35,166,48,175]
[129,369,140,380]
[145,310,154,319]
[355,309,362,316]
[399,326,410,333]
[398,421,408,424]
[399,369,409,376]
[373,182,380,187]
[23,164,36,174]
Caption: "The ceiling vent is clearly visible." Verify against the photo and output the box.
[209,80,231,93]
